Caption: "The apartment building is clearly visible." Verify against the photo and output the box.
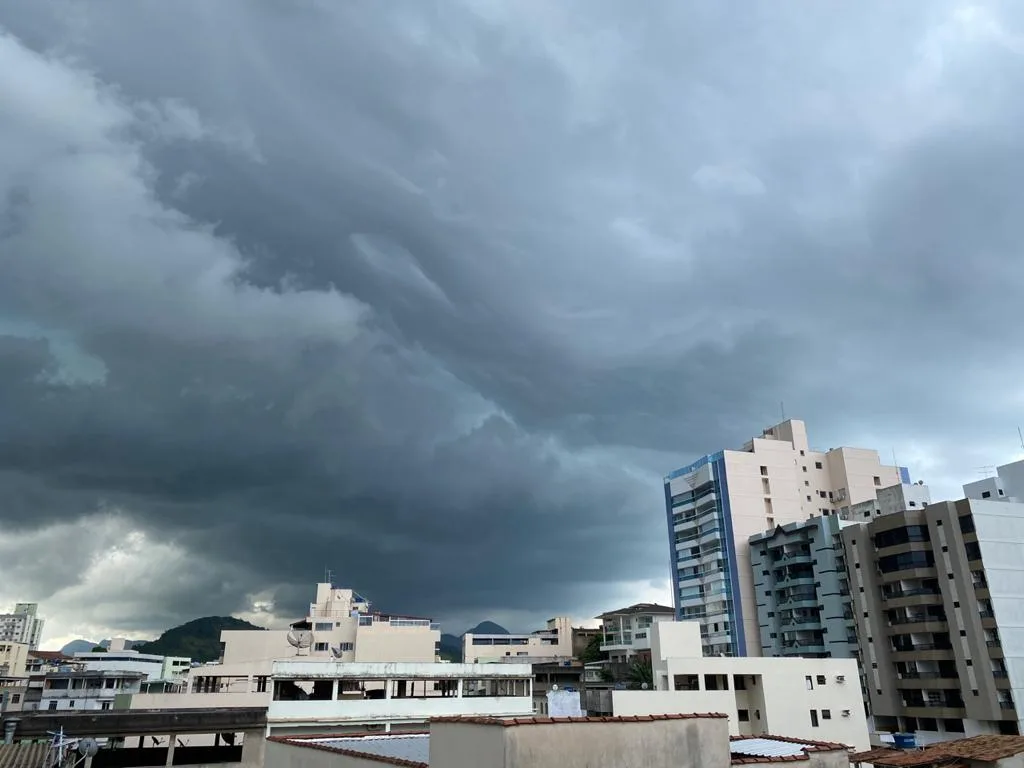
[749,515,858,659]
[605,620,869,749]
[0,604,44,651]
[0,642,28,679]
[463,617,573,664]
[842,497,1024,743]
[597,604,675,663]
[74,640,190,681]
[665,418,904,656]
[40,669,145,711]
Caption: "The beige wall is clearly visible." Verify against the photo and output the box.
[265,741,384,768]
[432,717,731,768]
[0,641,28,678]
[465,617,574,664]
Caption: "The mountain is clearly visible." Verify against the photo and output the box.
[438,621,509,662]
[134,616,264,662]
[60,639,97,655]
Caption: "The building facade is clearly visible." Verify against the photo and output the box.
[40,669,145,711]
[847,482,932,521]
[750,515,858,659]
[665,419,904,656]
[463,617,574,664]
[842,498,1024,743]
[74,639,190,681]
[605,621,870,749]
[0,604,44,651]
[597,604,675,663]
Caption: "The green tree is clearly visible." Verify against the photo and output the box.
[626,657,653,690]
[578,634,605,664]
[90,646,106,652]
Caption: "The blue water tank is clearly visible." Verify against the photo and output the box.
[892,734,916,749]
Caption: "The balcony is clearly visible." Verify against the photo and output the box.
[268,694,534,725]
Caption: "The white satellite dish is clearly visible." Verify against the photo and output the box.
[78,738,100,757]
[286,630,313,656]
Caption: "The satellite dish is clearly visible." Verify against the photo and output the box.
[330,646,343,659]
[286,630,313,655]
[78,738,100,757]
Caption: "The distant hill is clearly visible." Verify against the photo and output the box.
[134,616,264,662]
[61,639,97,655]
[439,621,509,662]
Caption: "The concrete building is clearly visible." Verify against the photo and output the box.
[0,642,28,680]
[842,497,1024,744]
[0,604,44,651]
[40,669,145,711]
[130,660,534,734]
[750,515,858,659]
[74,639,190,681]
[597,620,869,749]
[597,603,676,663]
[665,418,904,656]
[964,459,1024,503]
[463,617,574,664]
[851,734,1024,768]
[847,483,933,521]
[267,713,853,768]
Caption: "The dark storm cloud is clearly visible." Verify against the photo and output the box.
[3,0,1024,638]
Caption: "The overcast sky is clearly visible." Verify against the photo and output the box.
[3,1,1024,649]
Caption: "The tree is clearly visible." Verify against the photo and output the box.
[626,657,653,690]
[90,646,106,652]
[578,634,605,664]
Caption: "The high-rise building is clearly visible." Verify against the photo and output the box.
[664,419,904,657]
[749,514,859,659]
[0,604,44,651]
[842,498,1024,742]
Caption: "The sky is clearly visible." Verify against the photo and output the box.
[2,0,1024,650]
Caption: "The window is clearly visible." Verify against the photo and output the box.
[874,476,881,486]
[816,675,826,685]
[340,642,354,651]
[314,642,329,652]
[810,710,819,727]
[803,466,808,473]
[314,622,333,632]
[805,480,810,487]
[822,710,832,720]
[815,462,823,469]
[760,466,768,477]
[49,701,58,711]
[738,709,750,722]
[805,676,814,690]
[807,496,812,502]
[101,701,111,710]
[10,694,19,703]
[982,491,992,499]
[256,676,268,693]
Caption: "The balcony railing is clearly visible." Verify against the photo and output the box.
[987,640,1002,648]
[1001,701,1015,710]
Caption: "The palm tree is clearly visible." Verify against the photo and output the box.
[626,657,653,690]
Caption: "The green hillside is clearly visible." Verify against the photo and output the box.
[135,616,264,662]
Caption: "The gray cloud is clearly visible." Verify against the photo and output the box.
[3,0,1024,642]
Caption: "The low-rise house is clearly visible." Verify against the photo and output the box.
[594,620,870,749]
[463,617,574,664]
[74,638,190,682]
[597,603,675,662]
[851,734,1024,768]
[40,669,145,711]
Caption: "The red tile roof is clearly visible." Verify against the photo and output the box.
[732,734,853,752]
[430,713,728,726]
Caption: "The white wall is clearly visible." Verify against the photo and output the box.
[268,695,534,726]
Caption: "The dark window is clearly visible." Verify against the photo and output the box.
[965,542,982,561]
[810,710,819,727]
[878,550,934,573]
[874,526,930,549]
[816,675,826,685]
[822,710,832,720]
[815,462,823,469]
[982,491,992,499]
[738,709,750,722]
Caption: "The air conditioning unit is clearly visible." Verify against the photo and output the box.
[835,675,846,683]
[841,710,851,718]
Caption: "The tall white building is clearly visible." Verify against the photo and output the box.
[664,419,904,656]
[0,603,45,650]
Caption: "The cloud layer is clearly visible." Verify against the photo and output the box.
[3,0,1024,644]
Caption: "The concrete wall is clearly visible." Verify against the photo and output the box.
[431,717,731,768]
[268,695,534,726]
[265,740,384,768]
[0,642,28,678]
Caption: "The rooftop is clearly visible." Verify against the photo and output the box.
[851,735,1024,767]
[596,603,675,619]
[730,735,852,764]
[431,713,728,726]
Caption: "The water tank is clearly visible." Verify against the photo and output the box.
[892,733,916,749]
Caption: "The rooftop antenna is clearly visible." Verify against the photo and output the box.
[324,567,334,586]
